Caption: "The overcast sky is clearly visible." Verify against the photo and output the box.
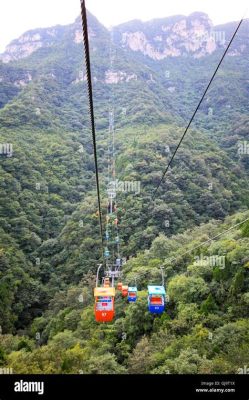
[0,0,248,53]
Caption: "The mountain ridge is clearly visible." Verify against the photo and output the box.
[1,12,248,63]
[0,10,248,133]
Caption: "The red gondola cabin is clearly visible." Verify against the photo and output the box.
[94,287,115,322]
[122,285,128,297]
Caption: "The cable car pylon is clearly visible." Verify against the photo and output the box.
[93,28,125,322]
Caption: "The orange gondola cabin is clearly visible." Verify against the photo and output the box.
[121,285,128,297]
[94,287,115,323]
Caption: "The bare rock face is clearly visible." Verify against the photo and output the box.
[0,27,64,63]
[0,12,106,63]
[117,12,228,60]
[74,30,83,44]
[1,33,44,63]
[0,11,246,65]
[73,27,96,44]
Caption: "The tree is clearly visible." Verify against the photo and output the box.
[200,294,218,315]
[168,275,209,303]
[128,336,152,374]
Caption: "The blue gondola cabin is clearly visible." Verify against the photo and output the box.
[128,287,137,302]
[147,285,166,314]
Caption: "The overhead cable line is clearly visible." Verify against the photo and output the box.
[80,0,104,261]
[165,215,249,265]
[152,18,244,200]
[120,17,244,225]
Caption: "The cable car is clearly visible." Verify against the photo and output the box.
[115,258,122,268]
[128,287,137,302]
[117,282,122,291]
[147,285,166,314]
[104,247,110,258]
[122,285,128,297]
[94,287,115,322]
[105,231,110,240]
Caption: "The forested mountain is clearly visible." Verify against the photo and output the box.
[1,212,249,373]
[1,12,249,130]
[0,10,248,373]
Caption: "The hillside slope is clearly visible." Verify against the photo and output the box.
[0,13,249,130]
[0,212,248,373]
[0,10,248,374]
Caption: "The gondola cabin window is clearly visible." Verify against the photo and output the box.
[96,296,112,311]
[150,296,164,305]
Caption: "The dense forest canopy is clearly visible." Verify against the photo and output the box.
[0,10,248,373]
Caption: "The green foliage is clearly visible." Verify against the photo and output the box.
[168,275,209,303]
[0,212,248,373]
[0,12,249,374]
[200,294,218,315]
[241,221,249,237]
